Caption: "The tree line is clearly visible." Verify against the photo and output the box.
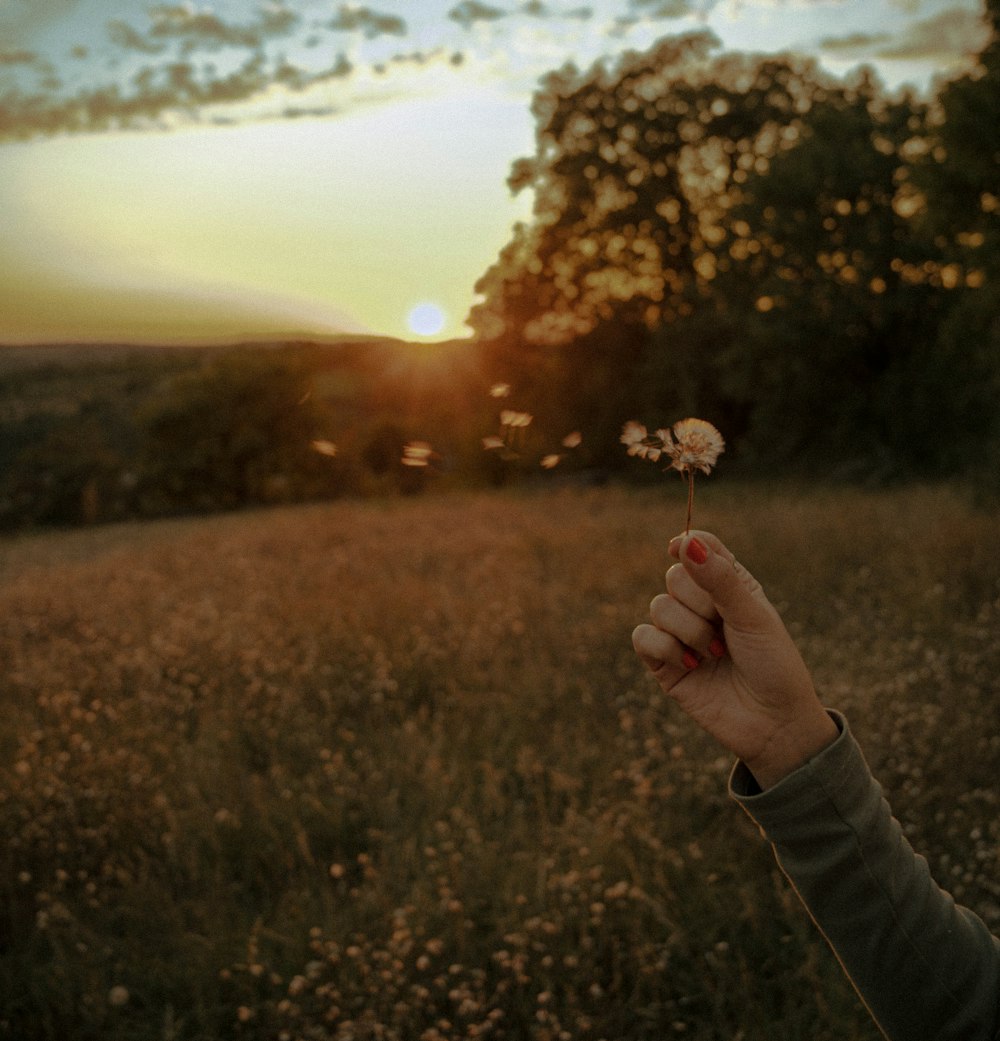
[2,6,998,529]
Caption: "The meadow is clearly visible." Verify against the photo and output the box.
[1,482,998,1041]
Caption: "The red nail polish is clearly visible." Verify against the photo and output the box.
[686,537,708,565]
[682,650,700,670]
[709,637,726,659]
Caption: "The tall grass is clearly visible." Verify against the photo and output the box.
[1,483,997,1040]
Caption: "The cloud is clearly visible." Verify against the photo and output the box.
[629,0,697,17]
[107,20,167,55]
[328,6,408,38]
[105,4,301,58]
[448,1,509,29]
[819,30,893,53]
[873,7,990,60]
[0,50,41,66]
[819,6,989,62]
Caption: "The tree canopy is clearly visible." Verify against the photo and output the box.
[470,17,1000,481]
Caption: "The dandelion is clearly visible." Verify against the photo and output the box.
[621,417,724,532]
[500,410,532,429]
[402,442,435,468]
[108,985,129,1007]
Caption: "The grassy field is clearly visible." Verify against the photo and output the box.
[1,483,998,1040]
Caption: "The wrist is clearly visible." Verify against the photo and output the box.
[745,708,840,790]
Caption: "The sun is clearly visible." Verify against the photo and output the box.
[407,301,447,337]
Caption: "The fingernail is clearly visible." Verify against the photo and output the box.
[686,537,708,565]
[682,649,700,670]
[709,637,726,659]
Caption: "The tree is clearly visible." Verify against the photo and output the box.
[469,35,914,466]
[137,349,341,514]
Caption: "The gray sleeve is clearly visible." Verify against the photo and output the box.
[730,711,1000,1041]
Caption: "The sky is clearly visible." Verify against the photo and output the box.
[0,0,991,346]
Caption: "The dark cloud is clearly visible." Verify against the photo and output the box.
[629,0,696,16]
[873,7,989,60]
[108,20,167,54]
[105,4,300,60]
[147,4,300,51]
[515,0,593,16]
[448,1,509,29]
[0,45,356,139]
[819,30,893,53]
[328,6,407,38]
[0,50,40,66]
[819,7,988,62]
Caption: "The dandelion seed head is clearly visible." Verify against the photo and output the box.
[402,442,435,467]
[620,421,648,456]
[500,410,533,429]
[668,418,725,475]
[108,985,129,1007]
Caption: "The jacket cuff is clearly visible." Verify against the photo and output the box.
[728,711,871,834]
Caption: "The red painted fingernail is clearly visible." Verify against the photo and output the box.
[686,537,708,565]
[682,650,700,670]
[709,637,726,659]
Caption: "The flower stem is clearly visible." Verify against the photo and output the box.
[685,470,694,534]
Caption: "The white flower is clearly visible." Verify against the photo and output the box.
[310,439,338,457]
[500,410,533,428]
[401,441,435,467]
[620,421,649,457]
[666,418,725,475]
[108,985,129,1007]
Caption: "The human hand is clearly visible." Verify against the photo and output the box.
[632,531,838,789]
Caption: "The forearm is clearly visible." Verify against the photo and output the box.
[731,712,1000,1041]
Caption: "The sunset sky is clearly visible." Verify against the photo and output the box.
[0,0,990,345]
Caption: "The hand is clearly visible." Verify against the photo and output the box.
[632,531,838,789]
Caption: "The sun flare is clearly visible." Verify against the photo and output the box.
[407,301,447,338]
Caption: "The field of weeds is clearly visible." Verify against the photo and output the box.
[1,482,998,1041]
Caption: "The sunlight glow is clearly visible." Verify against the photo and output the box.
[407,302,447,337]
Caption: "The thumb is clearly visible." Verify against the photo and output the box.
[672,531,776,633]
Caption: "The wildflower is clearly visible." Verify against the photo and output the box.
[500,410,532,429]
[620,421,661,461]
[666,418,725,476]
[402,442,435,468]
[622,417,725,532]
[108,985,129,1007]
